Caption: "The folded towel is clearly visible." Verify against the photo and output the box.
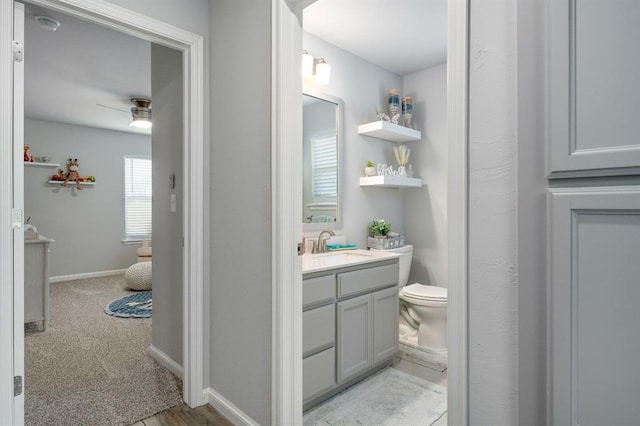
[326,244,358,251]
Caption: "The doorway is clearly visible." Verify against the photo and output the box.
[1,1,205,423]
[271,0,469,423]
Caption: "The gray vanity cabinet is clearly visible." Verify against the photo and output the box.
[303,258,399,410]
[372,286,400,363]
[337,293,371,382]
[337,285,399,382]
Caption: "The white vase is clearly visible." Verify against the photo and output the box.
[398,166,407,177]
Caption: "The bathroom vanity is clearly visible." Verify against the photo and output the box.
[302,250,399,410]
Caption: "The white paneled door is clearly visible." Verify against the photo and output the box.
[548,187,640,425]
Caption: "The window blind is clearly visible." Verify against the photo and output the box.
[124,156,152,240]
[310,136,337,205]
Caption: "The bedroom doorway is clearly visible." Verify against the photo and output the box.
[2,0,205,423]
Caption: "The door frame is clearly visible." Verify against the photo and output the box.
[0,0,206,422]
[271,0,469,423]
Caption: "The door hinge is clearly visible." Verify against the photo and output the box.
[12,41,23,62]
[14,376,22,397]
[12,209,23,229]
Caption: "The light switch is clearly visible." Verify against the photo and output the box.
[170,193,176,212]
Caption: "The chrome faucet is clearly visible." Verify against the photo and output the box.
[314,229,336,253]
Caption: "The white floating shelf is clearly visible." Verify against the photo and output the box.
[48,180,95,186]
[359,176,422,188]
[25,162,60,168]
[357,121,421,143]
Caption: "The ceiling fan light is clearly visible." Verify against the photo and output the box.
[129,118,152,129]
[129,98,152,129]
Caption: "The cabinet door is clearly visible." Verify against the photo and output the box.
[548,187,640,425]
[337,293,371,382]
[303,347,336,402]
[547,0,640,177]
[372,286,399,364]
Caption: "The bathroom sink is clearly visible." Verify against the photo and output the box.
[302,249,399,273]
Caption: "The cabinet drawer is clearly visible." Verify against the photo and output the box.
[337,263,398,299]
[303,304,335,357]
[303,274,335,309]
[303,347,336,402]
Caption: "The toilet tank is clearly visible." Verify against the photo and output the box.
[373,245,413,286]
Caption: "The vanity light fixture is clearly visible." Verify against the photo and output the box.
[313,58,331,85]
[129,98,152,129]
[302,50,331,85]
[302,50,314,78]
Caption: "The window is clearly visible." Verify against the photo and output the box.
[310,135,337,205]
[124,156,152,241]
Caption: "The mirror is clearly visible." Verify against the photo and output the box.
[302,90,342,231]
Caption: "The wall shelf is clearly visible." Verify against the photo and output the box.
[25,162,60,168]
[48,180,95,186]
[357,121,421,143]
[359,176,422,188]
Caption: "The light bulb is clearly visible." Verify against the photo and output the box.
[314,58,331,85]
[302,50,314,78]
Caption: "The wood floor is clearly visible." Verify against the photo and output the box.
[131,403,233,426]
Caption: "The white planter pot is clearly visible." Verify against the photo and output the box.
[364,166,376,177]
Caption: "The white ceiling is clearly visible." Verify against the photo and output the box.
[24,5,151,135]
[303,0,447,76]
[22,1,446,135]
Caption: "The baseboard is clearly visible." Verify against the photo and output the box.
[203,387,259,426]
[50,269,127,283]
[147,345,184,380]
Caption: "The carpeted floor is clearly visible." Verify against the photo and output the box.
[25,275,183,426]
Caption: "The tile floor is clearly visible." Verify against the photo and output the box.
[391,349,448,426]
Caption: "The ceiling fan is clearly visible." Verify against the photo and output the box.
[97,98,152,129]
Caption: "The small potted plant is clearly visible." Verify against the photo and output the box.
[364,160,377,177]
[367,219,393,249]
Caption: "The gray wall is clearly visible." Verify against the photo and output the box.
[151,44,184,365]
[302,32,404,246]
[518,0,547,423]
[402,64,448,288]
[103,0,213,399]
[210,1,272,424]
[468,0,518,423]
[24,119,150,277]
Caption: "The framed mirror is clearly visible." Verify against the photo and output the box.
[302,90,343,231]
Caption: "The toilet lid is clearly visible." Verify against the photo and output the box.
[401,283,447,301]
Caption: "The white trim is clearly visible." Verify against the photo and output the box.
[447,0,469,424]
[147,344,184,380]
[204,387,260,426]
[1,2,17,423]
[5,0,207,413]
[12,4,26,424]
[50,269,127,283]
[272,1,303,425]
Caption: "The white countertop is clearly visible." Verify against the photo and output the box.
[302,249,399,274]
[24,234,55,244]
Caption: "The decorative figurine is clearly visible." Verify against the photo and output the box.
[59,158,83,190]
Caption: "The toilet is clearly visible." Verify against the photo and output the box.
[379,245,448,352]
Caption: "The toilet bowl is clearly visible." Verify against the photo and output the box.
[375,245,448,351]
